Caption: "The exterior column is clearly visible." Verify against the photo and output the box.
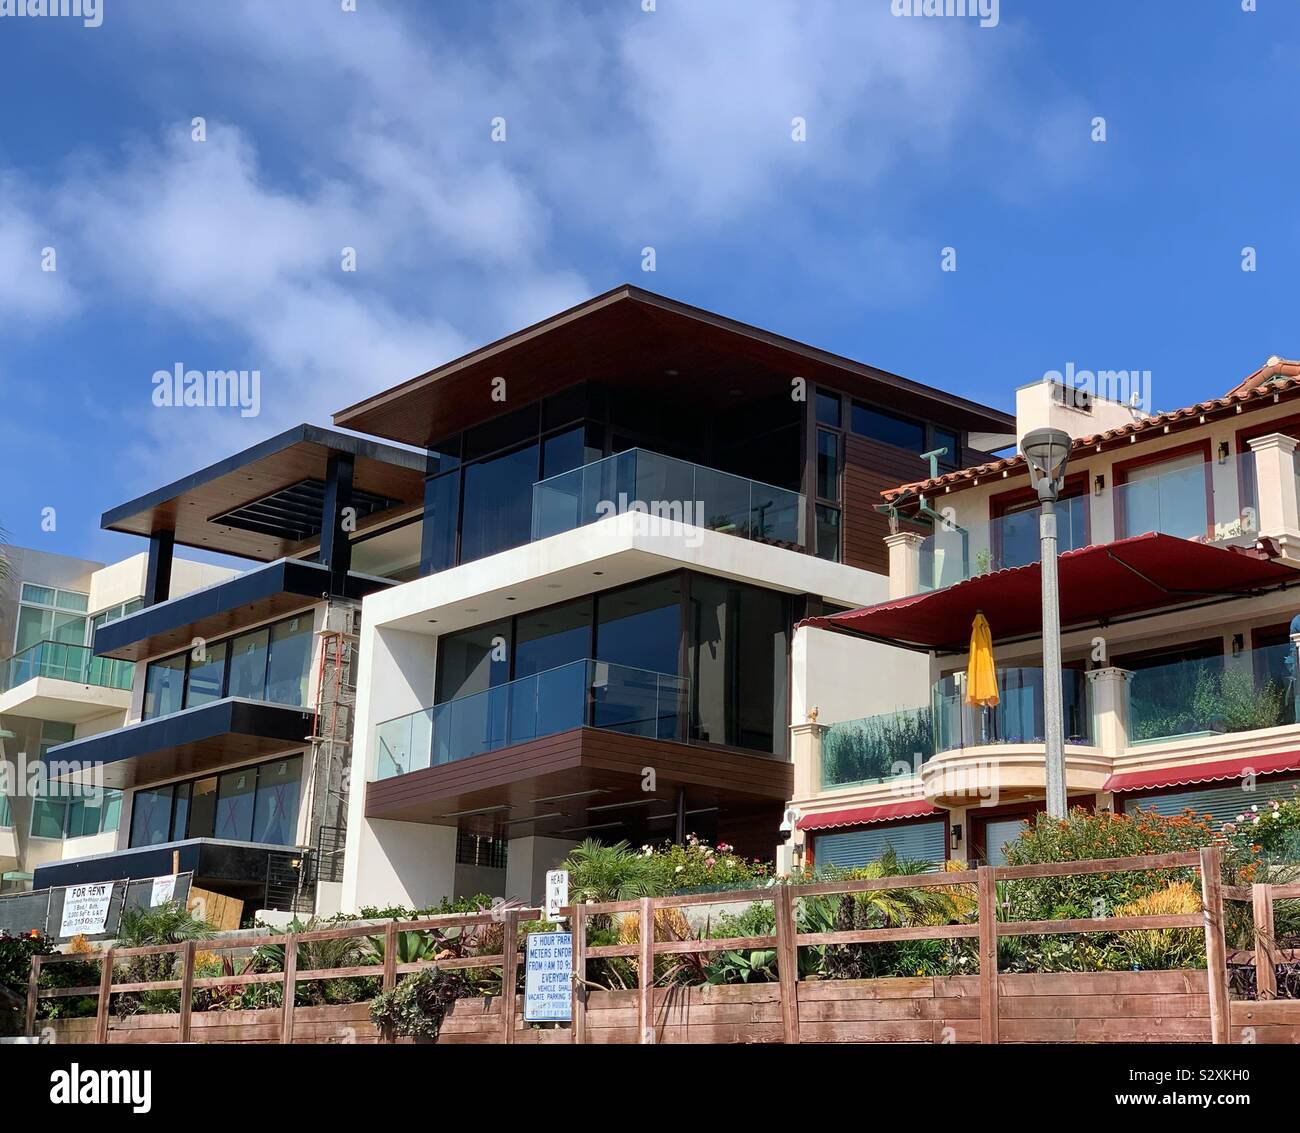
[789,714,828,801]
[1247,433,1300,542]
[1085,667,1132,756]
[143,529,174,606]
[884,531,926,598]
[319,452,355,596]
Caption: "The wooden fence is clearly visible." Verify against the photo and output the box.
[27,848,1243,1044]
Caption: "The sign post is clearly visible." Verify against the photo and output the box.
[523,931,573,1023]
[545,868,569,922]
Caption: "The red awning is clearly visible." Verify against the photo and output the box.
[802,533,1297,652]
[797,799,940,831]
[1104,751,1300,793]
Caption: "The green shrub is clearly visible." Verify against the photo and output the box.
[368,968,472,1041]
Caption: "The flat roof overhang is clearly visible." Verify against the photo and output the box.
[364,726,791,840]
[333,285,1014,448]
[93,559,391,662]
[801,533,1300,653]
[102,423,426,562]
[31,838,304,892]
[44,698,313,789]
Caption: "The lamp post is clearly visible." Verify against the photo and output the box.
[1021,427,1073,819]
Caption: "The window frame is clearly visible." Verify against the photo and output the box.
[1112,439,1214,542]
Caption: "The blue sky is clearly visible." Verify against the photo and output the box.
[1,0,1297,566]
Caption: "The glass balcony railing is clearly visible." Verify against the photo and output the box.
[1,640,134,694]
[1128,643,1297,744]
[373,659,690,780]
[918,453,1259,592]
[822,706,934,788]
[932,666,1092,753]
[531,449,805,548]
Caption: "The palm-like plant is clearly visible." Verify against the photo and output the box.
[114,901,214,1017]
[562,839,654,903]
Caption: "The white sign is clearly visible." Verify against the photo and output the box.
[523,932,572,1023]
[59,883,114,938]
[544,869,569,921]
[150,874,178,907]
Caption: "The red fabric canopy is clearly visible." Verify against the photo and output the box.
[1104,751,1300,793]
[803,533,1296,652]
[797,799,939,831]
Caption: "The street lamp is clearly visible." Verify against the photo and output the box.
[1022,427,1073,818]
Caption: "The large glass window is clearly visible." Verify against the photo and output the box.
[595,577,681,676]
[436,619,512,702]
[815,390,842,428]
[143,653,187,719]
[513,600,593,678]
[420,470,461,575]
[215,767,257,842]
[688,577,788,754]
[14,583,89,652]
[184,641,228,708]
[252,757,302,845]
[815,505,841,563]
[1117,450,1209,541]
[851,403,925,452]
[129,785,176,847]
[266,616,313,706]
[459,443,539,563]
[227,626,271,700]
[816,430,840,502]
[183,777,218,840]
[995,490,1089,570]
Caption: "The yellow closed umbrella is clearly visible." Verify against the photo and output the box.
[965,611,999,708]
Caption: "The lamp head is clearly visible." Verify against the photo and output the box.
[1021,427,1073,502]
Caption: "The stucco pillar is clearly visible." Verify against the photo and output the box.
[1085,667,1132,756]
[790,717,828,801]
[1247,433,1300,543]
[885,531,927,598]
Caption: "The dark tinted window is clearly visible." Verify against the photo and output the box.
[595,577,681,676]
[459,443,538,563]
[851,403,925,452]
[816,430,840,501]
[514,599,593,677]
[215,766,256,842]
[932,427,960,468]
[421,471,460,574]
[143,653,186,719]
[437,620,512,702]
[815,506,841,563]
[130,785,174,847]
[815,390,842,427]
[184,641,228,709]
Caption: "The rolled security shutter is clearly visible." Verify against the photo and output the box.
[814,819,946,870]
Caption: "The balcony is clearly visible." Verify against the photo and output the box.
[373,659,690,780]
[932,666,1092,752]
[0,640,134,724]
[531,449,805,550]
[916,453,1259,593]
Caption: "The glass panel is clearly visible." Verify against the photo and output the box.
[143,653,187,719]
[266,615,313,706]
[14,607,51,652]
[252,757,302,845]
[590,661,688,741]
[815,390,842,428]
[459,442,539,563]
[0,794,13,828]
[186,777,219,839]
[171,782,192,841]
[420,470,460,574]
[851,403,925,452]
[374,710,433,778]
[933,667,1092,751]
[129,786,175,847]
[215,767,256,841]
[55,590,89,612]
[20,584,54,605]
[30,798,66,839]
[932,427,960,469]
[815,505,840,563]
[436,619,511,702]
[227,627,270,700]
[816,430,840,502]
[823,707,934,786]
[51,612,87,644]
[513,599,593,678]
[1116,452,1208,540]
[100,790,122,835]
[596,577,681,676]
[184,641,228,708]
[815,820,946,870]
[541,425,595,479]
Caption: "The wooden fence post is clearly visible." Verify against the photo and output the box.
[571,907,586,1045]
[382,920,398,992]
[281,933,298,1045]
[178,940,196,1043]
[501,910,519,1044]
[1252,883,1277,1001]
[977,866,999,1044]
[25,955,41,1038]
[773,884,801,1045]
[1199,846,1230,1044]
[95,949,114,1045]
[638,896,655,1044]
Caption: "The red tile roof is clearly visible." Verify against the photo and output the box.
[883,358,1300,503]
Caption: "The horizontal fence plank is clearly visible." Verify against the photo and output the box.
[996,913,1203,938]
[797,924,979,947]
[190,972,285,990]
[992,851,1200,881]
[792,872,979,897]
